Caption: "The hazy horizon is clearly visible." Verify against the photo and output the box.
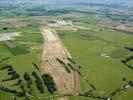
[1,0,133,4]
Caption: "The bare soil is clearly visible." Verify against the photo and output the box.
[40,27,80,97]
[114,24,133,33]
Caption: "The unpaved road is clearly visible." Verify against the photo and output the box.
[40,27,80,99]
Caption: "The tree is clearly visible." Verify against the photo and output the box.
[24,72,30,81]
[42,74,56,94]
[122,77,126,81]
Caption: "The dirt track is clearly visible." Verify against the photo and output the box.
[40,27,80,96]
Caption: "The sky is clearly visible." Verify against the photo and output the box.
[1,0,133,4]
[36,0,133,3]
[35,0,133,3]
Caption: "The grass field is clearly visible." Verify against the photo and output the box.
[57,27,133,100]
[0,25,49,100]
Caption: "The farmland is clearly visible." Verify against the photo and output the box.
[57,28,133,100]
[0,0,133,100]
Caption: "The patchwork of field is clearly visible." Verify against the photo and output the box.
[0,18,133,100]
[0,1,133,100]
[0,24,46,100]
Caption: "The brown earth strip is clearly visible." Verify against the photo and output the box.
[40,27,80,99]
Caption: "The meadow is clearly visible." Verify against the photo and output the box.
[57,22,133,100]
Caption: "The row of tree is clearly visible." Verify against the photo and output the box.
[2,66,20,82]
[23,72,32,89]
[32,71,44,93]
[56,58,71,73]
[0,86,24,97]
[42,74,56,94]
[125,47,133,52]
[0,65,12,70]
[121,56,133,70]
[0,57,10,64]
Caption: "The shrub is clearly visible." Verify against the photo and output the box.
[7,67,13,71]
[67,57,76,64]
[11,73,20,79]
[67,63,76,71]
[33,62,39,71]
[0,65,12,70]
[65,66,71,73]
[2,27,8,30]
[8,70,16,75]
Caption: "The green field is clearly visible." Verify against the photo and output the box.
[57,27,133,100]
[0,25,48,100]
[0,21,133,100]
[0,1,133,100]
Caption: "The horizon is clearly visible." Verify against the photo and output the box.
[1,0,133,3]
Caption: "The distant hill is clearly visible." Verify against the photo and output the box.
[0,0,133,5]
